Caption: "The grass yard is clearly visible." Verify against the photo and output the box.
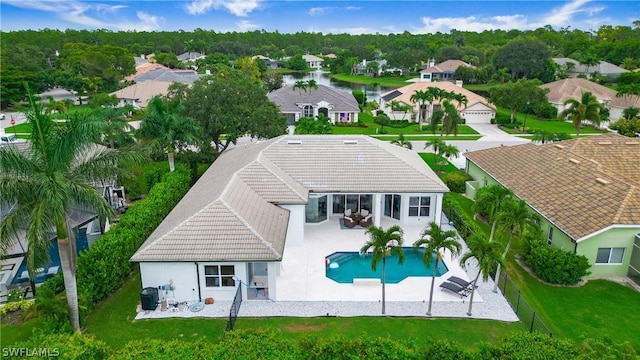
[445,193,640,346]
[3,123,31,134]
[419,153,460,173]
[373,135,483,141]
[495,108,604,135]
[330,74,413,88]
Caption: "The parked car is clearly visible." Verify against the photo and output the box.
[0,113,5,120]
[1,133,18,144]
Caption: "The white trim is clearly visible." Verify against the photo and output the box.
[576,224,640,243]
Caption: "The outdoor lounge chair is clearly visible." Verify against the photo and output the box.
[447,276,476,290]
[359,214,372,227]
[343,216,357,228]
[439,281,469,298]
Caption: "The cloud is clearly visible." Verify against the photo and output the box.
[186,0,261,16]
[416,14,526,33]
[3,0,163,31]
[236,19,259,31]
[308,7,332,16]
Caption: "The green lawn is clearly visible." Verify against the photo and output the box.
[373,135,482,141]
[495,108,604,135]
[419,153,460,173]
[3,123,31,133]
[330,74,413,88]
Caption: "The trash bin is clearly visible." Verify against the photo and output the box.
[140,287,159,310]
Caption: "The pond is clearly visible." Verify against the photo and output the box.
[282,70,396,101]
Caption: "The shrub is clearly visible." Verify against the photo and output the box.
[11,333,110,360]
[478,331,579,360]
[535,102,558,119]
[211,329,299,360]
[115,339,213,360]
[0,299,34,315]
[524,238,591,285]
[6,288,24,303]
[441,172,473,193]
[299,335,422,360]
[442,194,483,241]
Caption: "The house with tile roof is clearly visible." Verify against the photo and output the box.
[110,80,173,109]
[541,78,640,122]
[302,54,324,69]
[464,134,640,281]
[553,57,628,79]
[378,81,496,124]
[419,60,474,83]
[131,135,449,302]
[267,84,360,127]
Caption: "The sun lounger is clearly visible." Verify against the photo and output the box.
[447,276,476,290]
[439,281,470,298]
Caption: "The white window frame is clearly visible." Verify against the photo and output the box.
[547,227,553,245]
[204,265,236,287]
[408,196,431,217]
[595,247,625,265]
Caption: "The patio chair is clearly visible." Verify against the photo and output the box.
[343,216,357,228]
[439,281,469,298]
[447,276,476,290]
[359,214,373,227]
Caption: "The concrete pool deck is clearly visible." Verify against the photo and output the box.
[135,216,519,322]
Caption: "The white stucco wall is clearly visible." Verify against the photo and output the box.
[461,103,495,124]
[397,193,442,226]
[281,204,305,245]
[140,262,200,302]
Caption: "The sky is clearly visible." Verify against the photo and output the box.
[1,0,638,34]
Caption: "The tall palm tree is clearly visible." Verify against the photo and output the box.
[473,185,513,243]
[413,222,461,316]
[424,137,445,171]
[94,107,134,149]
[360,225,405,315]
[558,91,601,137]
[440,99,462,137]
[439,143,460,170]
[410,90,431,129]
[0,88,132,330]
[492,199,540,292]
[137,96,199,172]
[292,80,308,97]
[460,235,504,316]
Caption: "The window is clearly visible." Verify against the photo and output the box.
[408,196,430,217]
[384,194,401,220]
[204,265,235,287]
[303,105,314,117]
[333,194,372,215]
[547,227,553,245]
[595,248,625,264]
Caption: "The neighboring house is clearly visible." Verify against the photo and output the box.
[302,54,324,69]
[110,80,172,109]
[541,78,640,122]
[267,84,360,126]
[131,135,449,302]
[134,68,202,84]
[125,62,170,82]
[378,81,496,124]
[465,134,640,282]
[419,60,474,82]
[252,55,282,69]
[177,52,205,62]
[37,87,78,105]
[553,57,628,78]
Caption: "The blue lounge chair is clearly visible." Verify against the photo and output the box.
[439,281,469,298]
[447,276,476,290]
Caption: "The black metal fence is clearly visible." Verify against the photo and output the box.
[496,272,553,337]
[226,284,243,331]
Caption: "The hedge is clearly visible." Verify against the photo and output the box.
[441,172,474,193]
[524,238,591,285]
[39,165,191,308]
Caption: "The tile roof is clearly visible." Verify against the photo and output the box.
[552,58,628,76]
[465,133,640,241]
[134,68,202,84]
[379,81,495,111]
[267,84,360,113]
[420,60,474,74]
[541,78,640,109]
[110,81,172,108]
[131,135,448,262]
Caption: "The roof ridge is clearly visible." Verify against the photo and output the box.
[257,154,308,201]
[220,176,281,258]
[613,187,637,223]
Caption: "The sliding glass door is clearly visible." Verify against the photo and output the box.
[384,194,401,220]
[332,194,373,214]
[306,194,328,223]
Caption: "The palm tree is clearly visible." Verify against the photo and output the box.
[440,99,462,137]
[492,199,540,292]
[94,107,134,149]
[137,96,199,172]
[451,93,468,110]
[473,185,513,243]
[439,143,459,167]
[410,90,431,129]
[292,80,308,97]
[413,222,461,316]
[360,225,405,315]
[559,91,601,137]
[0,87,132,330]
[390,133,412,149]
[460,235,505,316]
[424,137,445,171]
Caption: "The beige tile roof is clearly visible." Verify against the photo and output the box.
[541,78,640,109]
[465,133,640,241]
[110,81,172,107]
[420,60,474,73]
[379,81,495,112]
[132,135,447,262]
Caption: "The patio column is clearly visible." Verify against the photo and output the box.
[434,193,444,225]
[373,193,382,226]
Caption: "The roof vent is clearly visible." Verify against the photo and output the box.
[343,140,358,145]
[554,144,565,149]
[287,140,302,145]
[598,141,612,145]
[595,177,610,185]
[625,141,639,145]
[568,158,581,164]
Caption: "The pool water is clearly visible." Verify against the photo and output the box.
[326,247,449,284]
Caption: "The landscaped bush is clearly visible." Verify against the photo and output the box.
[75,165,191,306]
[0,299,34,316]
[535,102,558,119]
[115,339,213,360]
[10,333,110,360]
[478,331,579,360]
[442,194,484,240]
[524,238,591,285]
[211,329,299,360]
[441,172,474,193]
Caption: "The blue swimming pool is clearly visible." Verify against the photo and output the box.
[325,247,448,284]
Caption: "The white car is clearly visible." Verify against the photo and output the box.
[0,113,5,120]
